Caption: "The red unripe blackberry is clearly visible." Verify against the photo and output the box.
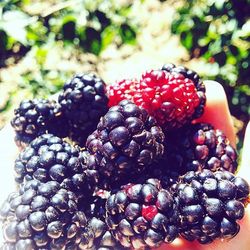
[107,79,137,107]
[86,100,165,189]
[107,64,206,131]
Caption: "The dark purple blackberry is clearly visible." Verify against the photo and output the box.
[14,134,93,198]
[86,100,165,190]
[162,63,206,119]
[77,192,127,250]
[11,99,68,149]
[0,180,87,249]
[172,169,249,244]
[159,123,237,178]
[79,217,127,250]
[105,179,179,249]
[58,73,109,146]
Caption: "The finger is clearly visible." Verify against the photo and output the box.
[0,124,19,204]
[238,121,250,182]
[153,238,200,250]
[195,80,236,147]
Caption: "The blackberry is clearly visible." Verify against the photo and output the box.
[173,169,249,244]
[58,73,109,146]
[0,180,87,249]
[14,134,93,198]
[131,123,237,189]
[105,179,179,249]
[78,192,127,249]
[79,217,127,250]
[107,64,206,131]
[107,79,138,107]
[86,100,165,189]
[163,123,237,175]
[11,99,68,149]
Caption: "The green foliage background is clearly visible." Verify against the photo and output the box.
[0,0,249,146]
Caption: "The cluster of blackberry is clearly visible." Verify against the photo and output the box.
[1,64,249,250]
[11,73,108,148]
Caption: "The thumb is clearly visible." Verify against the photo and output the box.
[238,121,250,183]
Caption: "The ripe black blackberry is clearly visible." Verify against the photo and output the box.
[14,134,93,198]
[172,169,249,244]
[161,123,237,176]
[86,100,165,189]
[79,217,127,250]
[0,180,88,249]
[77,192,127,250]
[105,179,179,249]
[58,73,109,146]
[162,63,206,120]
[11,99,68,149]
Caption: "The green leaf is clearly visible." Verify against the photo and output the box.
[101,26,116,50]
[0,30,8,52]
[119,24,136,45]
[180,32,193,50]
[80,27,102,55]
[0,10,37,45]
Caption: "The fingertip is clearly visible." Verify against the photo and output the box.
[238,121,250,181]
[195,80,236,147]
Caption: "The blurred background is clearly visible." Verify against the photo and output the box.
[0,0,249,149]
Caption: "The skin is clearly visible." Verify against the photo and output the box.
[0,80,249,249]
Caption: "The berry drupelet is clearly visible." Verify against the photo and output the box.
[86,100,165,189]
[172,169,249,244]
[11,99,68,150]
[107,79,138,107]
[14,134,93,198]
[77,192,127,249]
[58,73,109,146]
[105,179,179,249]
[79,217,127,250]
[0,180,88,249]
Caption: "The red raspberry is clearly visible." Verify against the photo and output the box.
[107,66,206,131]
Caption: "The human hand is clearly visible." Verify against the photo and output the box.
[154,80,250,250]
[0,81,249,249]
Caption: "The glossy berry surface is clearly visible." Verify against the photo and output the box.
[105,179,179,249]
[58,73,108,146]
[107,79,138,107]
[154,123,237,185]
[172,169,249,244]
[11,99,68,149]
[86,100,165,189]
[14,134,93,198]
